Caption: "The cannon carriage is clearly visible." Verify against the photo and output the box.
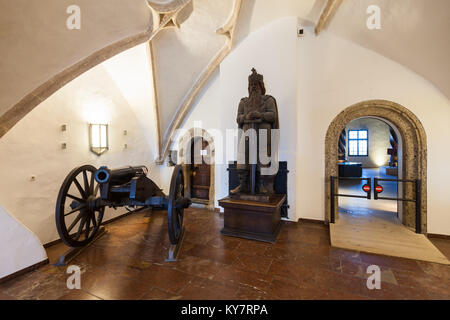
[55,164,190,251]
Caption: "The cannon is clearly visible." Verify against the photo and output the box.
[55,164,190,248]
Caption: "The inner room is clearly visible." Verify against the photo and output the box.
[0,0,449,303]
[337,117,400,218]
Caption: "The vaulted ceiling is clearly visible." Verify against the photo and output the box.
[326,0,450,103]
[0,0,448,163]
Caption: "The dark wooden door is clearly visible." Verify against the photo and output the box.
[190,138,210,200]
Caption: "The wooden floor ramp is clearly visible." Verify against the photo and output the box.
[330,211,450,265]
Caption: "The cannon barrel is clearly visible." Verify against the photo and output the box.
[95,165,148,185]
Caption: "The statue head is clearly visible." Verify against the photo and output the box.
[248,68,266,95]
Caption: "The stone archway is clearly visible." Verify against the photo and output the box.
[178,128,215,210]
[325,100,427,233]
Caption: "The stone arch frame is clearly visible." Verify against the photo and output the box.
[177,128,215,210]
[325,100,427,233]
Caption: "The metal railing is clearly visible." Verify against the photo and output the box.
[374,178,422,233]
[330,176,371,224]
[330,176,422,233]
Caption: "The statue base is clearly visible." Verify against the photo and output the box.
[219,194,286,243]
[229,193,274,203]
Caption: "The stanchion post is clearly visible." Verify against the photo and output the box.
[415,179,422,234]
[374,177,379,200]
[330,176,335,224]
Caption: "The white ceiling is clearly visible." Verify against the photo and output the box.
[327,0,450,99]
[152,0,234,139]
[1,0,448,146]
[233,0,449,98]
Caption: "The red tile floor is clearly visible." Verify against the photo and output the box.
[0,208,449,300]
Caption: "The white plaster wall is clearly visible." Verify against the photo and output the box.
[167,74,221,206]
[0,204,47,279]
[0,61,157,247]
[297,27,450,235]
[345,117,391,168]
[152,0,233,138]
[102,43,162,183]
[0,0,152,118]
[172,17,298,218]
[172,18,450,235]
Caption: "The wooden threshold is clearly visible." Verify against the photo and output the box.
[330,211,450,265]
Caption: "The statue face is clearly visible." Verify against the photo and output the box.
[249,81,262,95]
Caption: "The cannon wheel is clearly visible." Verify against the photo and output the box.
[168,165,185,245]
[55,165,104,247]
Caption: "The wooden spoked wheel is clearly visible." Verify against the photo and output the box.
[55,165,104,247]
[167,165,186,245]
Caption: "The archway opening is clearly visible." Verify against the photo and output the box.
[177,128,215,211]
[324,101,450,264]
[325,100,427,232]
[337,116,402,221]
[188,136,211,204]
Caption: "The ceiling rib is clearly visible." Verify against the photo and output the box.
[315,0,342,35]
[149,0,242,164]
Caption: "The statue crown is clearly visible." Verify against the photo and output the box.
[249,68,263,84]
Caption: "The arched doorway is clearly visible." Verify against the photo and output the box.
[189,137,211,202]
[325,100,427,233]
[177,128,215,210]
[337,116,402,220]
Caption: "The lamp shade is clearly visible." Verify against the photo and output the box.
[89,123,109,155]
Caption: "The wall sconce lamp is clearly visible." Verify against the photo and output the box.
[89,123,109,156]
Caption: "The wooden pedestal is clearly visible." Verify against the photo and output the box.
[219,194,286,243]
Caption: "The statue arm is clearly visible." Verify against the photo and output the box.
[261,97,277,123]
[237,99,245,125]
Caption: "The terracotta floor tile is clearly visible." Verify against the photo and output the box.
[184,244,238,265]
[179,278,239,300]
[267,260,306,283]
[133,264,193,294]
[268,277,329,300]
[235,239,271,257]
[4,208,449,300]
[184,232,217,246]
[45,243,72,265]
[140,287,182,300]
[327,289,370,300]
[0,290,16,300]
[213,265,272,291]
[58,290,102,300]
[329,248,362,264]
[125,242,170,264]
[361,282,428,300]
[297,252,340,272]
[232,253,273,275]
[263,246,298,261]
[339,260,364,277]
[0,269,74,300]
[416,260,450,279]
[71,244,130,267]
[234,285,265,300]
[206,236,241,251]
[311,268,368,297]
[80,270,149,300]
[360,253,423,273]
[173,255,225,280]
[430,239,450,260]
[392,269,450,295]
[425,289,450,300]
